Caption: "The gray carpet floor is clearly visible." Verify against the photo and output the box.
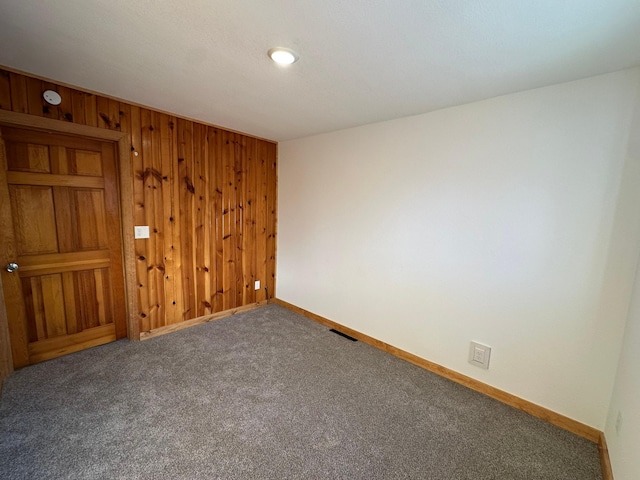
[0,304,602,479]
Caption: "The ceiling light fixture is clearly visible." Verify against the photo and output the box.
[268,47,299,65]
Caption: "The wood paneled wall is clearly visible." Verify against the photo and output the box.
[0,68,277,336]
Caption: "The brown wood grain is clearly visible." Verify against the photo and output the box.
[18,250,110,276]
[212,128,224,313]
[28,323,115,363]
[8,73,28,114]
[139,300,267,340]
[161,114,177,324]
[40,274,66,337]
[84,93,98,127]
[0,134,30,367]
[243,137,257,304]
[0,111,136,367]
[7,171,104,188]
[177,119,195,321]
[151,111,166,329]
[1,126,128,364]
[598,432,614,480]
[0,274,14,383]
[266,142,277,300]
[61,272,78,334]
[255,141,268,302]
[0,70,11,111]
[234,135,244,307]
[0,67,277,346]
[117,104,139,340]
[100,141,127,339]
[96,96,111,130]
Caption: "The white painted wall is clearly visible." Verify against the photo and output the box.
[605,78,640,480]
[277,68,640,429]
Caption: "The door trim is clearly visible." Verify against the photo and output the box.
[0,111,139,374]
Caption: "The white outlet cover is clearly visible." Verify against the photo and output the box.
[134,225,150,239]
[469,341,491,369]
[254,280,261,290]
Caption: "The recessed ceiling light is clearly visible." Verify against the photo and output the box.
[268,47,299,65]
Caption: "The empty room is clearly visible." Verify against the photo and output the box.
[0,1,639,479]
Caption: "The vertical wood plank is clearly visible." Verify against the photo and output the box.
[30,277,46,340]
[178,119,196,320]
[212,127,224,312]
[160,114,177,324]
[110,99,122,131]
[76,270,98,330]
[151,111,165,328]
[0,69,278,342]
[62,272,78,334]
[49,145,69,174]
[234,135,244,307]
[169,117,184,323]
[53,186,76,253]
[193,123,209,317]
[129,105,150,332]
[221,130,235,310]
[140,109,157,330]
[94,269,106,325]
[255,140,268,303]
[41,274,67,337]
[52,85,73,122]
[120,103,149,331]
[266,142,277,299]
[243,137,257,304]
[20,277,37,342]
[71,90,86,126]
[0,274,14,381]
[84,93,98,127]
[96,96,111,129]
[100,140,127,337]
[26,77,46,117]
[0,70,12,111]
[9,73,28,114]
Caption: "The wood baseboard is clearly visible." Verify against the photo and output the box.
[139,301,268,340]
[273,298,602,443]
[598,432,614,480]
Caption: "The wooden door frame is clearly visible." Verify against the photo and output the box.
[0,110,139,376]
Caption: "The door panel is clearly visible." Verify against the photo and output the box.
[9,185,58,255]
[0,126,126,367]
[75,189,109,250]
[5,142,51,173]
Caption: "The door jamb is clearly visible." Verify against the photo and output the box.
[0,111,140,374]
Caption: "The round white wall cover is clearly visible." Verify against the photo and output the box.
[42,90,62,105]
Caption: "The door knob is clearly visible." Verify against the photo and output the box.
[4,263,19,273]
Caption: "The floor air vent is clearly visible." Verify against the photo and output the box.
[329,329,358,342]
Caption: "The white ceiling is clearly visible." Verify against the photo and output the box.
[0,0,639,141]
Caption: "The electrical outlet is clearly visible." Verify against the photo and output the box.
[254,280,260,291]
[468,341,491,369]
[616,411,623,436]
[473,347,485,363]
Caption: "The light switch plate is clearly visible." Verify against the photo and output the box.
[254,280,261,290]
[134,226,150,239]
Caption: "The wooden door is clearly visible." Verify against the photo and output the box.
[0,126,126,368]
